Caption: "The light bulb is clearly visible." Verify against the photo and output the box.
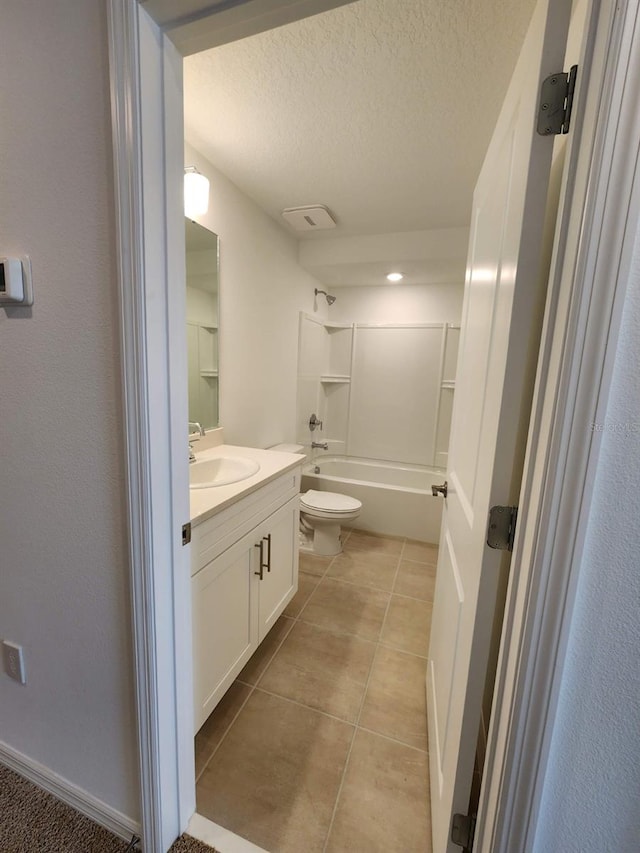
[184,167,210,218]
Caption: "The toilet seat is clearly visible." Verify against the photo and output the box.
[300,489,362,516]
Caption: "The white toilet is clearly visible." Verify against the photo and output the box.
[299,489,362,556]
[269,444,362,556]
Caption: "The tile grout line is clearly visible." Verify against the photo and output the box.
[321,543,406,853]
[195,681,256,784]
[251,685,358,728]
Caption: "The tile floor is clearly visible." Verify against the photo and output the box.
[195,529,437,853]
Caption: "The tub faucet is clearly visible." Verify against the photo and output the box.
[311,441,328,450]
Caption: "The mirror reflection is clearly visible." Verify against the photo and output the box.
[185,219,219,430]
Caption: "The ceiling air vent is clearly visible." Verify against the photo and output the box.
[281,205,337,232]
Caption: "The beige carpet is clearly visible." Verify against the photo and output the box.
[0,763,217,852]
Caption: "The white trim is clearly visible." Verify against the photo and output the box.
[0,742,140,842]
[477,0,640,849]
[186,813,269,853]
[108,1,191,849]
[160,0,358,55]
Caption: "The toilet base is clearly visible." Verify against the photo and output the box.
[299,519,345,556]
[311,521,342,556]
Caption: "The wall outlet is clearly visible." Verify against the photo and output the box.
[2,641,26,684]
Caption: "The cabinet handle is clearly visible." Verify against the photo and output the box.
[254,540,264,580]
[264,534,272,572]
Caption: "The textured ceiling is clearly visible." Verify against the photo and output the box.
[184,0,537,239]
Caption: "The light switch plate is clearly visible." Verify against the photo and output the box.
[0,256,33,306]
[3,641,26,684]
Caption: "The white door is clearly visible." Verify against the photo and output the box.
[427,1,572,850]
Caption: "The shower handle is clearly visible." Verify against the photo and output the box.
[309,413,323,432]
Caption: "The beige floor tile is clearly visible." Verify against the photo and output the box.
[394,559,437,602]
[300,577,391,641]
[359,646,428,750]
[283,571,320,618]
[260,621,376,722]
[197,690,354,853]
[345,530,405,556]
[299,552,333,577]
[325,729,430,853]
[327,549,399,591]
[403,540,438,564]
[194,681,252,778]
[237,615,294,685]
[381,595,432,657]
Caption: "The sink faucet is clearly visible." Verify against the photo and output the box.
[188,422,204,464]
[311,441,329,450]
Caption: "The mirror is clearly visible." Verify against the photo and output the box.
[185,219,219,430]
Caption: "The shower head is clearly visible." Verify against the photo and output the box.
[315,288,337,306]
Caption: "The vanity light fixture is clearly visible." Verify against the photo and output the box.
[184,166,210,218]
[386,272,404,282]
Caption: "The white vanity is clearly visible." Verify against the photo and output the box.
[189,444,302,733]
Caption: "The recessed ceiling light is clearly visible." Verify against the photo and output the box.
[386,272,403,282]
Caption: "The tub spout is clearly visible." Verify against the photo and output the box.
[312,441,329,450]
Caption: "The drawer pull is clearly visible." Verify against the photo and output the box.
[264,534,272,572]
[255,537,269,580]
[254,540,264,580]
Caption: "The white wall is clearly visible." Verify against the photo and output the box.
[184,142,326,447]
[328,282,464,325]
[533,221,640,850]
[0,0,139,823]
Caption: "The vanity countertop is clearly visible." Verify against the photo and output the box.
[189,444,303,527]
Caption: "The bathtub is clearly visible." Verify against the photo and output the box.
[300,455,444,544]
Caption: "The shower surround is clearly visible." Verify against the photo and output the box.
[296,313,460,542]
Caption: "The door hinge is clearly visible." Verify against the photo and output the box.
[451,813,476,850]
[182,522,192,546]
[487,505,518,551]
[537,64,578,136]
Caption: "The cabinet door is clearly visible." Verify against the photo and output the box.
[255,496,299,642]
[192,533,259,732]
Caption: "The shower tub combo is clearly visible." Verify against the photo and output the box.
[301,455,444,544]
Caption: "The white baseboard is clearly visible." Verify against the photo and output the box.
[0,740,141,842]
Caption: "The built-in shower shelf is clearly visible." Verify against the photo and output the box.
[320,375,350,384]
[441,380,455,389]
[200,370,219,378]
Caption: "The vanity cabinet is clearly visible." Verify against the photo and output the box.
[191,468,300,732]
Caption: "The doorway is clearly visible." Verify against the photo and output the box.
[107,1,632,852]
[176,3,544,849]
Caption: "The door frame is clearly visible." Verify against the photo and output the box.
[107,0,640,850]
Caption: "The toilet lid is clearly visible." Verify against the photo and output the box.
[300,490,362,513]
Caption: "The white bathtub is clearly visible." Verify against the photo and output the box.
[301,455,444,544]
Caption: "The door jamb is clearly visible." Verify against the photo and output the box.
[108,0,640,849]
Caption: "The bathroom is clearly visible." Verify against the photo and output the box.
[181,1,533,851]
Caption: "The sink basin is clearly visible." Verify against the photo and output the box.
[190,455,260,489]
